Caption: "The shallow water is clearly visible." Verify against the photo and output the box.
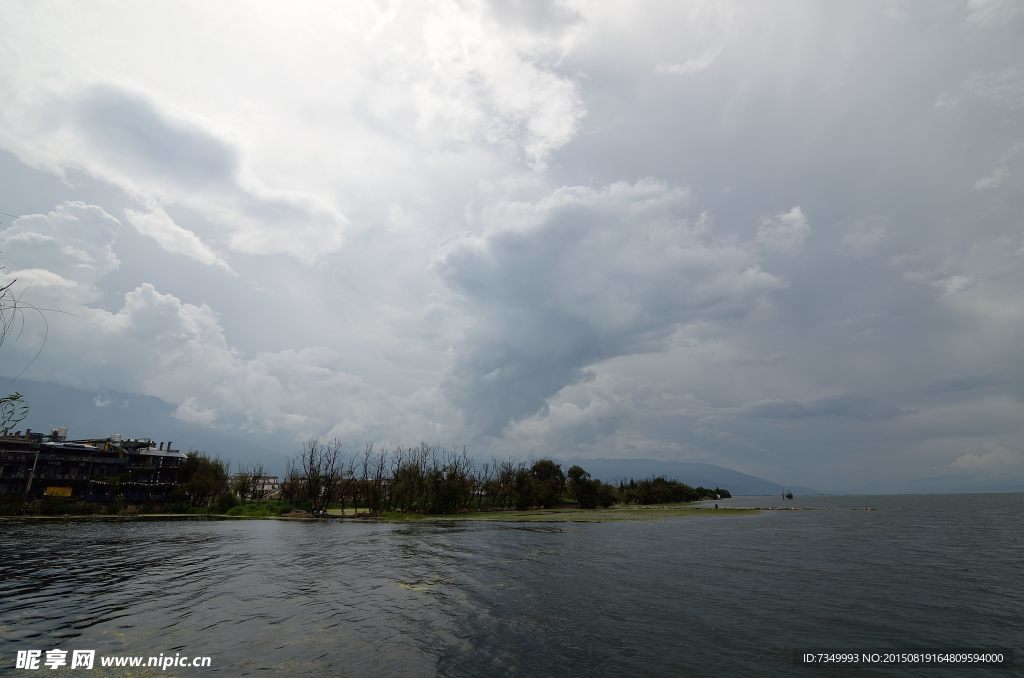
[1,493,1021,676]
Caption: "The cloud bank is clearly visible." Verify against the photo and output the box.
[0,1,1021,492]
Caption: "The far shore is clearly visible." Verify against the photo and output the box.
[1,504,759,524]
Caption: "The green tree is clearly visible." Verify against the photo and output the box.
[530,459,565,508]
[596,481,617,508]
[567,464,598,509]
[513,467,536,510]
[180,451,231,508]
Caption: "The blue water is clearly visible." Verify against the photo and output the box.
[1,493,1021,676]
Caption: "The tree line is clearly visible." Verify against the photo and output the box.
[198,440,729,516]
[9,443,732,517]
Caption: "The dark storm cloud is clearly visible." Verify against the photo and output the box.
[483,0,581,33]
[435,180,788,436]
[923,370,1024,397]
[74,85,240,189]
[59,84,345,261]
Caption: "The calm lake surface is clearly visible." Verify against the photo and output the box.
[2,493,1021,676]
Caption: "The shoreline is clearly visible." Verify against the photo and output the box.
[0,504,759,524]
[394,505,759,522]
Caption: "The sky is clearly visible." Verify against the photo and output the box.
[0,0,1022,493]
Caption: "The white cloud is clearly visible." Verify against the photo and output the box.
[42,85,346,264]
[411,2,584,169]
[965,0,1024,26]
[755,206,810,255]
[174,397,217,426]
[903,268,976,296]
[0,202,120,286]
[9,279,420,441]
[0,0,588,260]
[973,143,1022,191]
[842,217,889,254]
[974,166,1009,190]
[933,91,959,108]
[123,195,233,273]
[0,203,429,442]
[882,3,911,22]
[2,268,81,293]
[656,46,723,75]
[948,444,1021,472]
[0,3,1022,491]
[966,65,1024,110]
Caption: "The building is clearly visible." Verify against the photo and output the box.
[231,473,281,500]
[0,428,187,503]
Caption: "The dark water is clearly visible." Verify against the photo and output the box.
[1,494,1021,677]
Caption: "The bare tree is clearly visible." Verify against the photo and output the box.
[335,456,356,516]
[232,471,252,503]
[359,443,389,515]
[250,463,267,501]
[374,446,389,513]
[280,458,305,505]
[359,443,371,512]
[0,277,18,348]
[0,275,28,432]
[300,438,343,517]
[232,463,268,502]
[1,392,28,433]
[1,254,64,426]
[476,459,494,511]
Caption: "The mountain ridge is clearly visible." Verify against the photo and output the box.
[558,456,821,496]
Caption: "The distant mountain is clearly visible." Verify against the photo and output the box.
[8,379,294,473]
[558,457,820,496]
[9,381,823,495]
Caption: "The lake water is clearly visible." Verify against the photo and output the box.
[1,493,1021,676]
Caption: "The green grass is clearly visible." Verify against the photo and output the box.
[378,511,426,521]
[225,501,294,517]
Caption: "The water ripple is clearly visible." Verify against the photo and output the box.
[1,495,1022,676]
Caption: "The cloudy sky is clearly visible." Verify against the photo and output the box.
[1,0,1022,492]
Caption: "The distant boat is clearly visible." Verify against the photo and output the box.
[784,490,794,500]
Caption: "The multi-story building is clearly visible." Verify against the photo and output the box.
[0,428,187,503]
